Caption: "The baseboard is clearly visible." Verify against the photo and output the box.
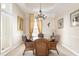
[1,41,23,56]
[61,43,79,56]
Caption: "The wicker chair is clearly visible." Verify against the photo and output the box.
[34,39,50,56]
[22,36,34,55]
[38,33,44,38]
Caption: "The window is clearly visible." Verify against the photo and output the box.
[32,19,39,40]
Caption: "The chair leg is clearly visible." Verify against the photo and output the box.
[56,49,59,55]
[23,50,26,55]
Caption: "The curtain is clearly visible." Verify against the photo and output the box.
[37,18,42,33]
[29,14,34,39]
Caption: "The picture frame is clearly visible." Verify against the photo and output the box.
[17,16,23,31]
[70,9,79,26]
[58,18,64,29]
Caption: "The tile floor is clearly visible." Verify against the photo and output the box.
[6,44,75,56]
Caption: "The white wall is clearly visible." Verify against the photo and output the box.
[12,4,24,45]
[42,16,57,40]
[56,4,79,55]
[1,4,25,55]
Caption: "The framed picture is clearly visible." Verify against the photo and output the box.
[70,9,79,26]
[17,16,23,31]
[58,18,64,29]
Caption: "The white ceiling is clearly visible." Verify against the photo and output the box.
[16,3,56,14]
[16,3,79,17]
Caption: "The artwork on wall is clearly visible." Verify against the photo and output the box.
[70,9,79,26]
[58,18,64,29]
[17,16,23,31]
